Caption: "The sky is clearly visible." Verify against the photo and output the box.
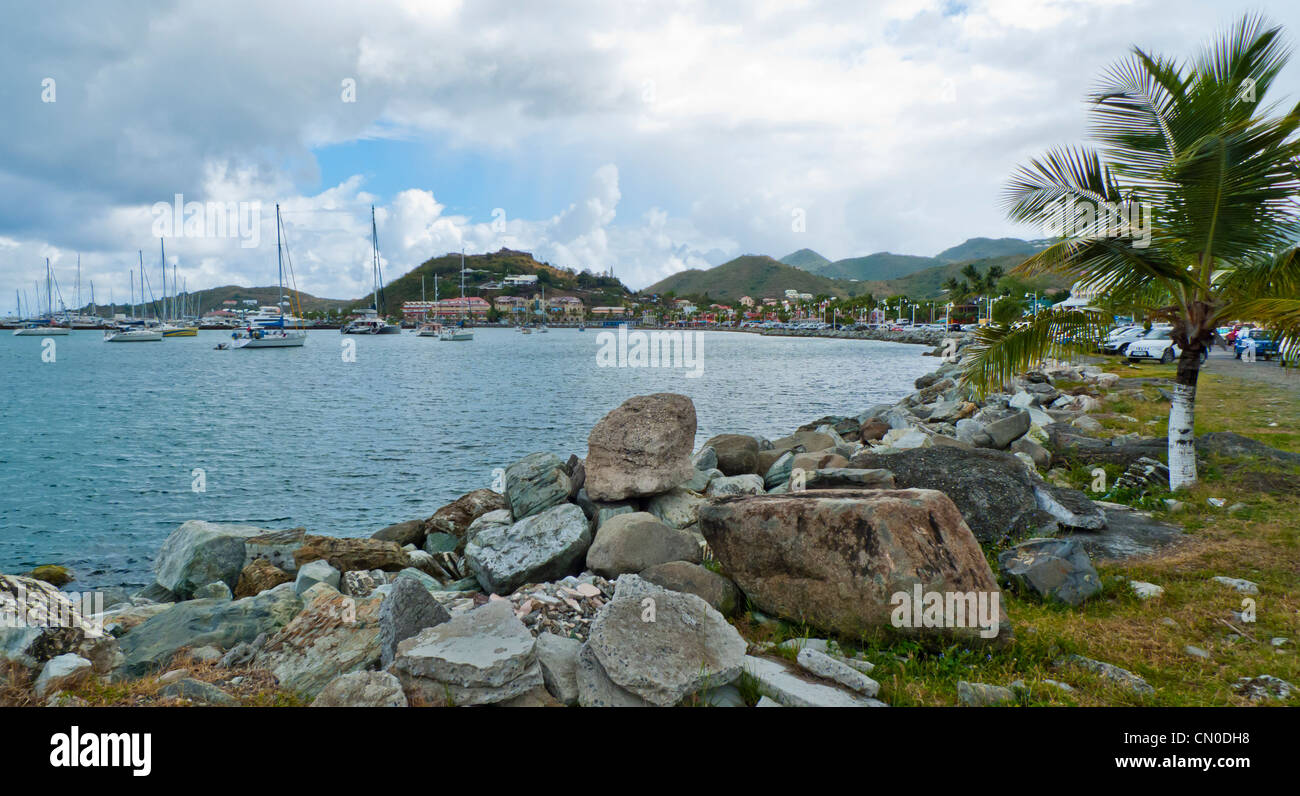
[3,0,1300,310]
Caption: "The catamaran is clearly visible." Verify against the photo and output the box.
[344,206,400,335]
[232,204,306,349]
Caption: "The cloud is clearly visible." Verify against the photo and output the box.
[3,0,1300,306]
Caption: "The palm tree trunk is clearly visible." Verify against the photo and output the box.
[1168,345,1202,490]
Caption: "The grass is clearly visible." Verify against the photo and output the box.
[733,358,1299,706]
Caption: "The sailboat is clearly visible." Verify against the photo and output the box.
[343,207,401,335]
[157,242,198,337]
[104,265,163,341]
[439,249,473,341]
[232,204,306,349]
[13,259,70,335]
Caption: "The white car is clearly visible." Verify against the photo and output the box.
[1127,326,1206,364]
[1102,325,1147,355]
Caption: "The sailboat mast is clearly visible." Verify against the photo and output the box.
[276,204,284,313]
[370,205,380,315]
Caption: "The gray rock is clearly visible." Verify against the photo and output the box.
[504,452,572,520]
[464,509,513,545]
[763,451,796,489]
[535,632,581,706]
[1233,674,1293,701]
[34,653,93,698]
[1211,576,1259,595]
[154,521,266,598]
[796,647,879,696]
[978,410,1031,449]
[576,642,650,707]
[1129,581,1164,600]
[249,585,384,699]
[644,487,706,530]
[341,570,378,598]
[999,538,1101,606]
[159,677,238,705]
[638,560,741,616]
[585,512,701,578]
[585,576,747,705]
[294,559,341,595]
[312,671,408,707]
[1033,483,1107,529]
[585,393,697,501]
[116,583,302,678]
[702,683,746,707]
[682,468,714,492]
[593,498,639,530]
[465,503,592,595]
[692,446,718,471]
[957,680,1015,706]
[242,527,308,574]
[1056,654,1154,695]
[371,519,425,547]
[192,581,232,601]
[1185,645,1211,660]
[741,655,886,707]
[800,468,896,490]
[380,576,451,669]
[389,600,542,706]
[705,474,765,497]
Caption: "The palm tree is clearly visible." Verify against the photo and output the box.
[963,14,1300,490]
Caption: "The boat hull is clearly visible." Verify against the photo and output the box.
[14,327,70,336]
[104,330,163,342]
[233,333,306,349]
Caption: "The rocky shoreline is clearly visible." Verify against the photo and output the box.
[3,337,1292,707]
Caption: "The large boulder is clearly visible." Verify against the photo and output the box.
[703,434,759,476]
[251,584,384,699]
[293,536,409,573]
[421,489,508,545]
[800,468,896,490]
[998,538,1101,606]
[34,653,94,698]
[388,600,542,706]
[974,410,1031,449]
[379,576,451,668]
[583,575,747,706]
[465,503,592,595]
[699,490,1006,641]
[154,521,266,598]
[585,512,701,578]
[505,453,572,520]
[850,447,1097,543]
[585,393,697,501]
[370,519,425,547]
[117,583,303,678]
[535,632,582,706]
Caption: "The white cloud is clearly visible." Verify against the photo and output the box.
[3,0,1300,306]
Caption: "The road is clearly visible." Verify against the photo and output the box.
[1202,349,1298,392]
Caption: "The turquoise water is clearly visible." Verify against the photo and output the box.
[0,328,935,589]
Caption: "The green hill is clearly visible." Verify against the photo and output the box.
[935,237,1044,263]
[359,248,633,315]
[818,252,940,281]
[642,255,871,301]
[778,248,832,271]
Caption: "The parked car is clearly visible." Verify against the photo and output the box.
[1234,331,1281,360]
[1102,325,1147,355]
[1127,326,1208,364]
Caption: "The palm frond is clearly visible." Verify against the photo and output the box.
[959,309,1112,397]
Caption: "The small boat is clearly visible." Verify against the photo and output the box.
[232,204,306,350]
[161,323,198,337]
[578,323,585,332]
[104,324,163,342]
[14,322,69,336]
[519,325,532,335]
[416,322,442,337]
[440,322,473,342]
